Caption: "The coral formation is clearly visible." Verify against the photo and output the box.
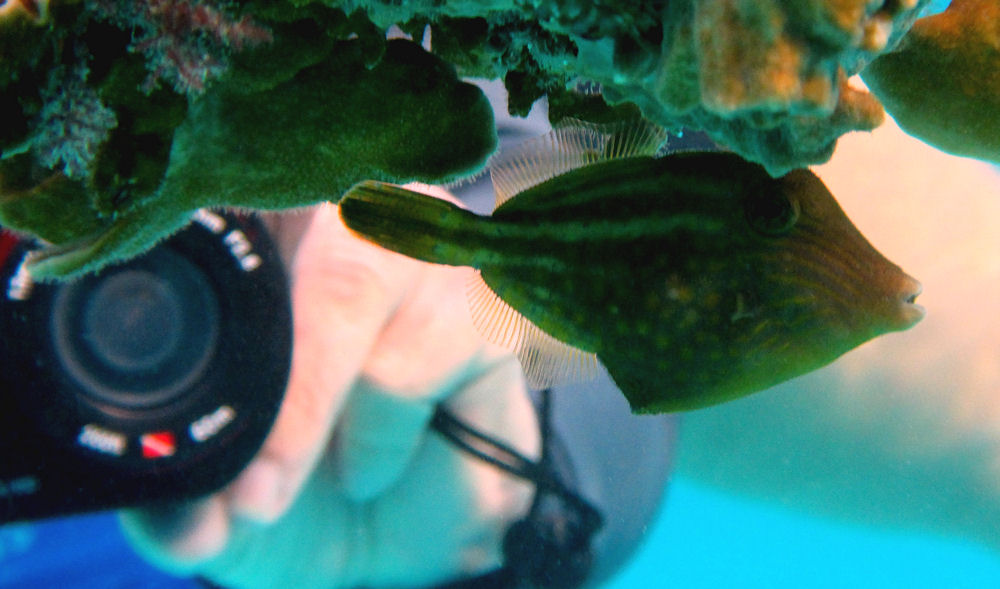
[32,64,117,180]
[1,3,496,278]
[0,0,966,279]
[90,0,274,94]
[862,0,1000,165]
[353,0,926,173]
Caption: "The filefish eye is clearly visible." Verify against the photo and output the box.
[744,191,800,236]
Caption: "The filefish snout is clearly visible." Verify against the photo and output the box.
[772,168,924,344]
[888,271,925,331]
[838,231,924,336]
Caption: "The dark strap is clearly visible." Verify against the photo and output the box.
[429,388,603,589]
[430,389,602,533]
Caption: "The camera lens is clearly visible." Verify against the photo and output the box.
[50,248,220,411]
[1,212,292,518]
[82,270,183,372]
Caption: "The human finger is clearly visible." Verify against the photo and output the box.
[124,202,428,560]
[227,202,427,521]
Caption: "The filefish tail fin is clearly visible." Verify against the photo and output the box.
[467,270,600,388]
[339,180,482,267]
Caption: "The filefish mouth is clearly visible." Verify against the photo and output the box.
[895,273,925,329]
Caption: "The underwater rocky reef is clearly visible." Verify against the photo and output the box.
[0,0,995,278]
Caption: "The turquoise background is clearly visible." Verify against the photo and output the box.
[5,475,1000,588]
[607,477,1000,588]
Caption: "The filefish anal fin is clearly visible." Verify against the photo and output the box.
[466,270,600,388]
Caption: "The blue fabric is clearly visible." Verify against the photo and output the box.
[0,513,198,589]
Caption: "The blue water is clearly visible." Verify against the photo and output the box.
[922,0,951,16]
[607,477,1000,588]
[5,475,1000,588]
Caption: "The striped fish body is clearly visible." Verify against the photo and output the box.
[340,132,923,413]
[469,154,868,411]
[478,155,755,358]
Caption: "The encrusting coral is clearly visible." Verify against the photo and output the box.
[862,0,1000,165]
[1,3,496,278]
[2,0,989,280]
[350,0,926,174]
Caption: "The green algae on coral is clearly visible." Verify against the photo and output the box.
[862,0,1000,165]
[2,36,495,279]
[327,1,928,174]
[0,0,946,280]
[370,0,930,174]
[162,39,495,211]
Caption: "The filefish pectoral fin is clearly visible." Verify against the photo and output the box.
[467,270,600,389]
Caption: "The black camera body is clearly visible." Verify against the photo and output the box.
[0,211,291,522]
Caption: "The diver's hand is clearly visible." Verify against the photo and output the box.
[121,187,538,587]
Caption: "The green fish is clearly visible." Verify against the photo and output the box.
[338,121,924,413]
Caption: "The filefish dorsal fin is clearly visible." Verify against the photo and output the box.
[489,118,668,209]
[467,271,600,388]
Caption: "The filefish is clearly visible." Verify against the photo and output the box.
[338,120,924,413]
